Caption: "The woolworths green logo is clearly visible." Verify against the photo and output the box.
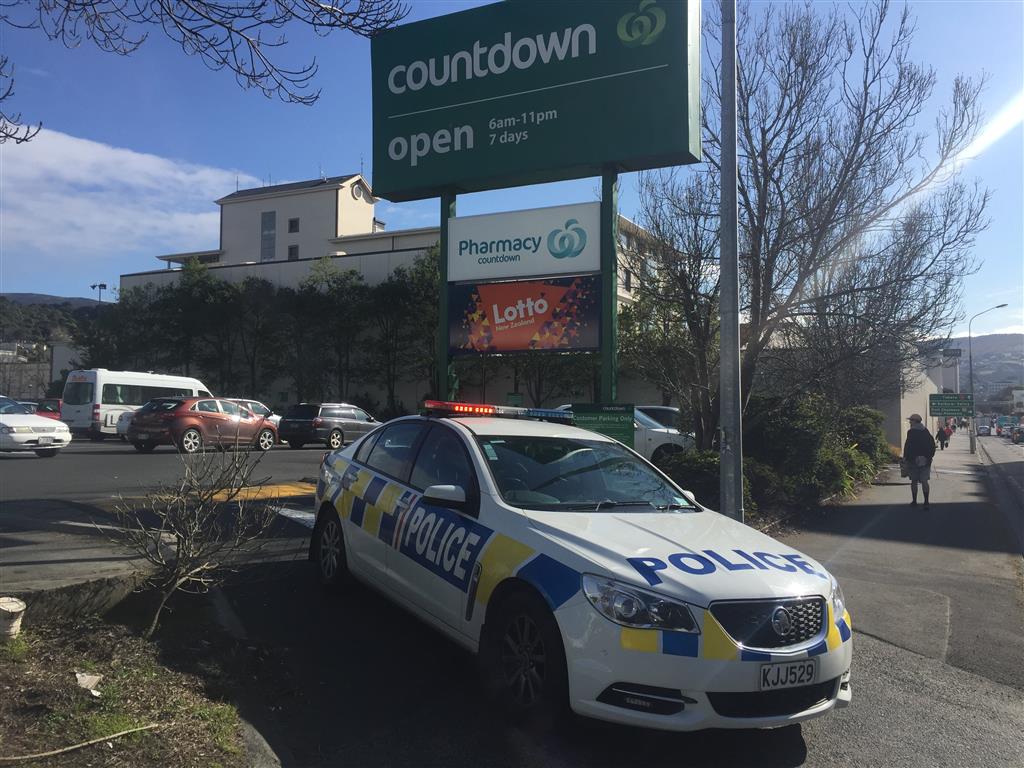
[617,0,666,47]
[547,219,588,259]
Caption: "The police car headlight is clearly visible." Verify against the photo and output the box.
[829,575,846,619]
[582,574,699,633]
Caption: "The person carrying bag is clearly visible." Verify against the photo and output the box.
[903,414,936,509]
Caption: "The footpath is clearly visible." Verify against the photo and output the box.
[784,435,1024,690]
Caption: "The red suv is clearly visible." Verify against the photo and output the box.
[127,397,278,454]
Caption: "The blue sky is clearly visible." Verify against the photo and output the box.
[1,0,1021,337]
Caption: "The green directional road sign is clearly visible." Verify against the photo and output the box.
[929,393,974,418]
[572,403,634,449]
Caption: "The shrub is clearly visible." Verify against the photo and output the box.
[839,406,889,465]
[661,450,755,513]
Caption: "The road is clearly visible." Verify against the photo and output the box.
[0,438,325,503]
[1,434,1022,767]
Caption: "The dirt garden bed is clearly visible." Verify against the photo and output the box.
[0,608,247,767]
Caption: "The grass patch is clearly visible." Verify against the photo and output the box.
[0,617,246,767]
[0,634,30,663]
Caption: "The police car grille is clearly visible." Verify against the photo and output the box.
[707,677,839,718]
[710,597,825,649]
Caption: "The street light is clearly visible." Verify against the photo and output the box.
[90,283,107,303]
[968,303,1008,454]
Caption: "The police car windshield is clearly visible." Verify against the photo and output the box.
[477,435,696,512]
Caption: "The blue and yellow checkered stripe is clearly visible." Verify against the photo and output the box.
[474,536,582,608]
[619,605,853,661]
[329,459,411,546]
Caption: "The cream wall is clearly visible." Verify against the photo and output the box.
[336,181,376,236]
[220,188,339,265]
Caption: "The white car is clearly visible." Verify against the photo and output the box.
[0,395,71,457]
[116,409,135,440]
[310,400,852,731]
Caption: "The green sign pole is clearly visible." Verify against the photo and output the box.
[438,190,456,400]
[600,171,619,403]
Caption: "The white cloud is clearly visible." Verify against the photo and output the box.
[0,129,260,284]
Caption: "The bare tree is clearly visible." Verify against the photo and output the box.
[621,171,721,448]
[108,447,278,639]
[0,0,407,140]
[0,55,41,143]
[635,1,988,441]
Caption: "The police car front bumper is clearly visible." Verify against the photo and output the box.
[557,595,853,731]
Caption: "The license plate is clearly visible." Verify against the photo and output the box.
[137,433,149,440]
[759,659,817,691]
[38,436,52,445]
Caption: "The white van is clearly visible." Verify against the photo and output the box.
[62,369,212,440]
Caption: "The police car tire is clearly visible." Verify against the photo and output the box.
[480,589,568,725]
[312,511,349,589]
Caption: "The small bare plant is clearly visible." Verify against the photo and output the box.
[108,445,279,639]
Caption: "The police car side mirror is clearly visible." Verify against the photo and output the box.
[423,484,466,510]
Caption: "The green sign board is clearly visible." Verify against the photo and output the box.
[572,403,634,449]
[371,0,701,201]
[929,393,974,417]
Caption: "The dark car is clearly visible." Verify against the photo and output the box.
[126,397,278,453]
[277,402,376,450]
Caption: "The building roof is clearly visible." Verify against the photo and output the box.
[216,175,358,204]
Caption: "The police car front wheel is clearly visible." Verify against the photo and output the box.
[313,513,348,588]
[481,590,568,723]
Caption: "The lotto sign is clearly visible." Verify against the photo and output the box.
[371,0,701,201]
[448,275,601,355]
[448,202,600,282]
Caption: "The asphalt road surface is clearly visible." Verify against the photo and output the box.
[0,438,325,503]
[2,434,1022,767]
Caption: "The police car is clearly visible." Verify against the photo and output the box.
[311,401,852,730]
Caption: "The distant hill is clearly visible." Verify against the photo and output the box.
[1,293,101,309]
[943,334,1023,399]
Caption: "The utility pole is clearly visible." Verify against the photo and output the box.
[968,303,1008,454]
[718,0,743,522]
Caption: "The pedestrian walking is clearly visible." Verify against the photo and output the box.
[935,425,948,450]
[903,414,936,509]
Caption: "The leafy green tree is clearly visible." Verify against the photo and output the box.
[302,258,370,400]
[236,278,284,398]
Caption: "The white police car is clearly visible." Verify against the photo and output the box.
[311,401,852,730]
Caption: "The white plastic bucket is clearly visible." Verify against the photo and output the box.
[0,597,27,639]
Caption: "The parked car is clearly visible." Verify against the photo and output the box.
[116,410,134,441]
[35,398,62,420]
[0,395,71,457]
[1012,425,1024,444]
[976,424,991,436]
[557,405,695,466]
[637,405,681,429]
[277,403,377,450]
[126,397,277,453]
[226,399,281,430]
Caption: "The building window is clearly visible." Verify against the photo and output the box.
[288,245,299,261]
[288,217,300,233]
[260,211,276,262]
[623,269,633,292]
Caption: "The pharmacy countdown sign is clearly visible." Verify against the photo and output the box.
[371,0,701,201]
[448,202,600,282]
[448,275,601,355]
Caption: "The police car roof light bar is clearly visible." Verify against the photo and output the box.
[422,400,574,424]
